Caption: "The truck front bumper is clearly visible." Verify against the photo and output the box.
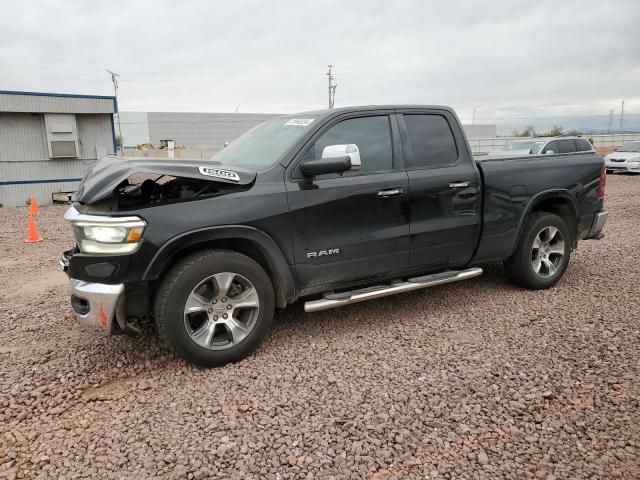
[68,278,124,335]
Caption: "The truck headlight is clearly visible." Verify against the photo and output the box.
[65,207,146,254]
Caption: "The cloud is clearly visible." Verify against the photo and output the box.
[0,0,638,129]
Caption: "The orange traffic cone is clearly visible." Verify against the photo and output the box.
[28,196,39,215]
[25,213,42,243]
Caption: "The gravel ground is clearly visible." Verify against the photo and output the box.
[0,175,639,480]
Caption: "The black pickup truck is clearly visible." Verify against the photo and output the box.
[61,106,608,366]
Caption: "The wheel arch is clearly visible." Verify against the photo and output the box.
[509,190,579,257]
[143,226,296,308]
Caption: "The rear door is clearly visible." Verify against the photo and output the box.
[398,110,481,269]
[286,113,410,289]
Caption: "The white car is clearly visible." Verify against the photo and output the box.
[489,137,595,156]
[605,141,640,173]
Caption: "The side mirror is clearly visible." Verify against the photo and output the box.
[545,150,555,154]
[300,144,361,177]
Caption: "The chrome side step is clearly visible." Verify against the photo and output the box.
[303,267,483,313]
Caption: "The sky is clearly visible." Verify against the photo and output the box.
[0,0,638,132]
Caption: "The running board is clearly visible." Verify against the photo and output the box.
[303,267,483,313]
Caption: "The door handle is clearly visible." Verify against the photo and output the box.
[376,188,403,198]
[448,181,470,189]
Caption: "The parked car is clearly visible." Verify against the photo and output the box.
[604,141,640,173]
[489,136,595,156]
[61,105,608,367]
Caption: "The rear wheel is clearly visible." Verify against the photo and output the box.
[155,250,275,367]
[504,212,571,289]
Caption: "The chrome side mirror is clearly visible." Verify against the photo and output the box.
[321,144,361,171]
[545,150,555,154]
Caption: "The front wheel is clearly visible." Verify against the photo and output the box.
[504,212,571,290]
[155,249,275,367]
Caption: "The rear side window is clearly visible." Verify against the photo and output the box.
[557,139,577,153]
[575,139,593,151]
[403,114,458,168]
[304,116,393,173]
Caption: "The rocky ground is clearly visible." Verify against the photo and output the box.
[0,175,638,479]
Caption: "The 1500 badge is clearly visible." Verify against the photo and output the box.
[198,166,240,182]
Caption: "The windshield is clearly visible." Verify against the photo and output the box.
[502,141,545,153]
[208,116,318,169]
[619,142,640,152]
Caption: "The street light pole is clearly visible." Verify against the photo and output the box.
[106,69,123,155]
[472,105,481,125]
[192,121,198,149]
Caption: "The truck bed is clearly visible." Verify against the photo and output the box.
[473,152,605,262]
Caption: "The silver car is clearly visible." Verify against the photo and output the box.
[605,141,640,173]
[490,137,595,156]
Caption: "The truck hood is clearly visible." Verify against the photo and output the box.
[75,156,257,204]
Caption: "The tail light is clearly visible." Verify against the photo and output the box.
[597,164,606,198]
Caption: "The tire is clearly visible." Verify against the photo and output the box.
[504,212,571,290]
[155,249,275,367]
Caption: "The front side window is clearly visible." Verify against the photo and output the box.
[403,114,458,168]
[542,141,559,154]
[304,116,393,173]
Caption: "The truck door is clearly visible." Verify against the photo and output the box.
[398,111,481,269]
[286,113,410,289]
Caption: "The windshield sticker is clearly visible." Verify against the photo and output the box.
[285,118,315,127]
[198,167,240,182]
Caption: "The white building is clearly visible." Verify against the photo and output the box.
[0,90,116,207]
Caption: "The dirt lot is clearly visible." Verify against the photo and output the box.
[0,175,638,479]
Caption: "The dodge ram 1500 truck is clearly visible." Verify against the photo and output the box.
[61,105,608,367]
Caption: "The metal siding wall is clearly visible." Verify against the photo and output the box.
[0,113,49,160]
[77,115,114,159]
[0,110,113,207]
[0,93,115,114]
[147,112,281,148]
[0,159,96,207]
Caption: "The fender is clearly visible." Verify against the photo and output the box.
[143,225,297,307]
[508,188,580,257]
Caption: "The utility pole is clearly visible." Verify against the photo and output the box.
[608,109,614,134]
[472,105,481,125]
[620,100,625,132]
[106,69,123,155]
[327,65,337,109]
[192,121,198,149]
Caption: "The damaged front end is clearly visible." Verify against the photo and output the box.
[62,156,257,335]
[75,156,256,211]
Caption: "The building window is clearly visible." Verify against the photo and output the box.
[44,114,79,158]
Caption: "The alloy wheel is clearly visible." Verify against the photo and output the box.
[183,272,260,350]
